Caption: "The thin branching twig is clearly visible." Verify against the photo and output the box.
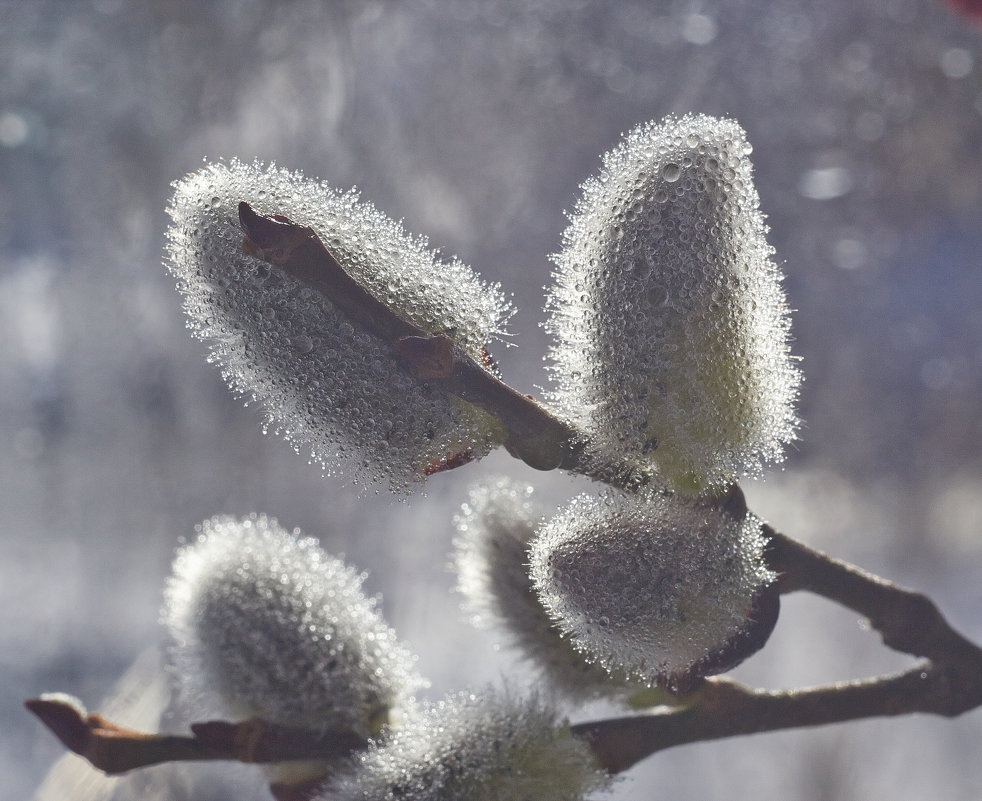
[29,527,982,778]
[24,697,365,774]
[238,202,646,482]
[28,203,982,787]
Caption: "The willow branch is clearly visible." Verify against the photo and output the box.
[29,531,982,779]
[238,202,645,481]
[32,203,980,784]
[573,666,977,774]
[574,527,982,774]
[765,527,982,663]
[27,526,982,777]
[31,658,982,781]
[25,696,366,775]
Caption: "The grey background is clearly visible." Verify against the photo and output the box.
[3,0,982,799]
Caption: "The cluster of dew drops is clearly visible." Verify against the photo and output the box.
[164,513,425,734]
[166,160,513,491]
[546,114,800,490]
[530,489,774,684]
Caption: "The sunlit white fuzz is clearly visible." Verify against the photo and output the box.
[453,478,639,699]
[163,514,425,738]
[545,114,800,492]
[530,490,776,689]
[166,160,512,492]
[321,688,611,801]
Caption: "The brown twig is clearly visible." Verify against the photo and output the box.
[25,696,366,775]
[765,527,982,663]
[573,527,982,774]
[25,696,211,774]
[28,204,982,787]
[231,203,982,774]
[29,528,982,780]
[238,202,647,480]
[573,668,963,774]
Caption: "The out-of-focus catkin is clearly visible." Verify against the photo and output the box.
[320,688,611,801]
[453,478,641,700]
[545,114,800,493]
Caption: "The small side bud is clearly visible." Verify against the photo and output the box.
[545,114,801,493]
[453,478,644,701]
[162,514,426,742]
[530,490,778,692]
[320,688,612,801]
[166,160,513,493]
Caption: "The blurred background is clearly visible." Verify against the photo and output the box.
[3,0,982,798]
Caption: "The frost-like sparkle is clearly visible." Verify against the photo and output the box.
[163,514,425,737]
[321,688,610,801]
[166,160,513,493]
[453,478,639,700]
[545,115,801,492]
[530,490,775,686]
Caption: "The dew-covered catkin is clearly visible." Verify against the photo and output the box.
[166,160,513,493]
[163,514,425,738]
[320,688,611,801]
[530,490,776,689]
[545,114,801,493]
[453,478,641,700]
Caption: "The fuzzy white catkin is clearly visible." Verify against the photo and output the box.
[453,477,640,700]
[530,490,775,688]
[320,688,611,801]
[545,114,801,493]
[163,514,425,738]
[166,160,513,493]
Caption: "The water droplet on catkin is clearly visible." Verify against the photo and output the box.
[543,114,801,492]
[165,159,514,493]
